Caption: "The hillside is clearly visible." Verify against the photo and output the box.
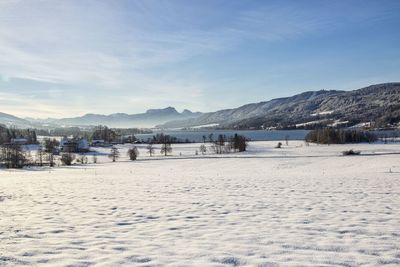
[0,112,32,128]
[160,83,400,129]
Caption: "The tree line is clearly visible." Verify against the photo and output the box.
[0,125,38,145]
[305,128,378,144]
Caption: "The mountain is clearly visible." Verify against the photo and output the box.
[0,112,32,128]
[160,83,400,129]
[49,107,203,128]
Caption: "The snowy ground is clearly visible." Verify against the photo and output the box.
[1,141,400,266]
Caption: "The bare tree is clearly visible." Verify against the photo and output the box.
[160,143,172,156]
[43,138,59,167]
[36,146,44,166]
[109,146,120,162]
[160,135,172,156]
[146,143,155,157]
[1,144,27,168]
[199,144,207,155]
[212,134,226,154]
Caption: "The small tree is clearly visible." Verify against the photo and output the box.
[61,153,75,166]
[199,144,207,155]
[127,146,139,161]
[78,155,88,164]
[213,134,226,154]
[146,143,155,157]
[36,146,44,166]
[231,134,248,152]
[109,146,120,162]
[1,144,27,168]
[160,135,172,156]
[43,138,59,167]
[160,143,172,156]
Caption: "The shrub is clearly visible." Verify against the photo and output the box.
[199,144,207,155]
[342,149,361,156]
[127,147,139,161]
[61,153,75,165]
[78,155,88,164]
[230,134,248,152]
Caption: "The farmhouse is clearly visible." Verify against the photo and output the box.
[60,137,89,153]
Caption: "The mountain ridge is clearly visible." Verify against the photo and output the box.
[159,83,400,129]
[2,83,400,129]
[28,107,203,128]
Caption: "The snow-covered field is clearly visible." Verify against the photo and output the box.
[1,141,400,266]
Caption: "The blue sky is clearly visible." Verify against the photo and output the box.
[0,0,399,118]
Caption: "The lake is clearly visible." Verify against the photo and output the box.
[136,129,310,143]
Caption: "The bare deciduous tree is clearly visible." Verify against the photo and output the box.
[109,146,120,162]
[146,143,155,157]
[199,144,207,155]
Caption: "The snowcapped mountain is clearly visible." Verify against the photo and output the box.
[160,83,400,129]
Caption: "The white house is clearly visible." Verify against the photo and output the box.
[60,137,89,152]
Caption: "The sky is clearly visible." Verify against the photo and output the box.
[0,0,399,118]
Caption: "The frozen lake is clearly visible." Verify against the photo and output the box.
[1,141,400,266]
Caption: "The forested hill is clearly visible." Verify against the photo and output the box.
[160,83,400,129]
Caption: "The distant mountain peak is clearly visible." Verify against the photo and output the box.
[182,109,196,115]
[145,107,179,115]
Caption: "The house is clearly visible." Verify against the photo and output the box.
[60,137,89,153]
[91,139,106,147]
[10,138,28,145]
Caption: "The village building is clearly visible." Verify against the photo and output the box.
[60,137,89,153]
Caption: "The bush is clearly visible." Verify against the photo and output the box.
[342,149,361,156]
[78,155,88,164]
[127,147,139,161]
[275,142,282,148]
[61,153,75,165]
[230,134,248,152]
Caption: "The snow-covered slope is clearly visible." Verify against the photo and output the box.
[0,112,31,127]
[1,141,400,266]
[160,83,400,129]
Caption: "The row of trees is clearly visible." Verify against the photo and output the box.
[1,132,250,168]
[0,125,38,145]
[208,134,248,154]
[305,128,378,144]
[108,133,248,163]
[0,137,60,168]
